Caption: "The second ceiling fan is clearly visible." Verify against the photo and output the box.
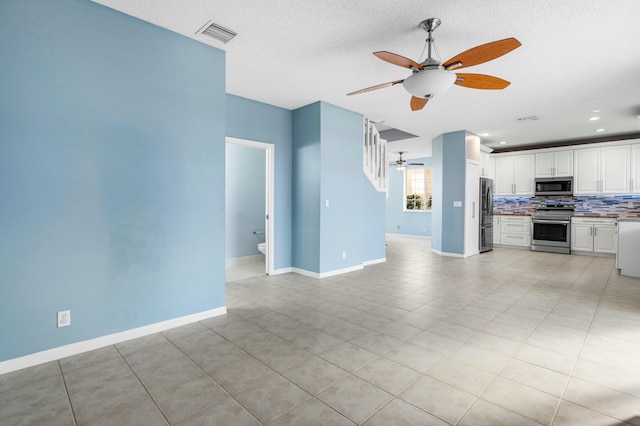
[348,18,521,111]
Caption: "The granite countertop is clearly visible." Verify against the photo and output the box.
[494,213,532,216]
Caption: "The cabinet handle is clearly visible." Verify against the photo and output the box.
[594,227,597,236]
[589,227,592,236]
[472,202,475,219]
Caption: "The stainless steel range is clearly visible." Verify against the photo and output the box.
[531,203,574,254]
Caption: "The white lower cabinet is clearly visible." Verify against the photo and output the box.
[493,216,501,244]
[499,215,531,247]
[571,217,617,254]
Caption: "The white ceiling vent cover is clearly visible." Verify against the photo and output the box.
[197,21,237,44]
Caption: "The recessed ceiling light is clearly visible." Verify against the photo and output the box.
[480,133,490,137]
[589,116,600,121]
[499,141,507,145]
[592,109,600,113]
[595,128,605,132]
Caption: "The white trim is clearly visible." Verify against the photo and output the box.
[292,264,364,279]
[291,267,321,278]
[431,248,466,258]
[271,267,293,275]
[318,265,364,278]
[226,137,276,276]
[226,254,264,268]
[386,233,432,241]
[0,307,226,375]
[363,257,386,266]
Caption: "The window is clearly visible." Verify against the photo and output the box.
[405,168,432,211]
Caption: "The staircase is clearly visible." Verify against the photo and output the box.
[363,118,388,194]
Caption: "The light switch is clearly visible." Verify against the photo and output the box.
[453,201,462,207]
[325,199,330,207]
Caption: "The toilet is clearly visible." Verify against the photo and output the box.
[257,242,266,255]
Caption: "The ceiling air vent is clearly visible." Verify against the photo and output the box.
[517,116,539,121]
[197,21,237,44]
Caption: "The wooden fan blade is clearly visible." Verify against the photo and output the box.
[347,79,404,96]
[454,73,511,90]
[410,96,428,111]
[374,51,423,70]
[443,37,521,70]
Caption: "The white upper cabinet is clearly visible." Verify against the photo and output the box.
[554,150,574,176]
[601,145,630,193]
[480,150,495,179]
[534,150,573,178]
[574,145,630,195]
[574,148,600,194]
[632,144,640,193]
[494,154,534,196]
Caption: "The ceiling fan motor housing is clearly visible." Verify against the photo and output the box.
[403,68,456,99]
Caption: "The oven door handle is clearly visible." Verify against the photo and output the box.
[532,219,570,225]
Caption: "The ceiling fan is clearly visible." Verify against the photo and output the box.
[391,152,424,170]
[348,18,521,111]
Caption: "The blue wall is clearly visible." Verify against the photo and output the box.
[319,103,365,272]
[431,131,468,254]
[0,0,226,361]
[362,176,387,262]
[386,158,432,236]
[292,102,376,274]
[226,144,266,258]
[292,103,322,272]
[226,95,293,271]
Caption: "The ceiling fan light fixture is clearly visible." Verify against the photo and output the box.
[402,69,456,99]
[396,165,407,171]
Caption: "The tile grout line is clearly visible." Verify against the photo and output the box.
[451,262,585,426]
[112,344,173,426]
[56,360,79,426]
[549,258,621,424]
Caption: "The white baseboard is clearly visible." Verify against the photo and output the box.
[386,233,431,241]
[292,264,364,279]
[431,248,466,258]
[363,257,386,266]
[271,267,293,275]
[0,306,227,375]
[226,254,264,268]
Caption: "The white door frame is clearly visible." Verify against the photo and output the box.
[225,137,275,275]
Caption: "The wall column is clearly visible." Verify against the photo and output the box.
[431,130,480,257]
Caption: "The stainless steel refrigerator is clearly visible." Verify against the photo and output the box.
[479,177,494,253]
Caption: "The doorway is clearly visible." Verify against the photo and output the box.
[225,137,275,278]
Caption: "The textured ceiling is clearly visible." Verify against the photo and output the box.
[93,0,640,160]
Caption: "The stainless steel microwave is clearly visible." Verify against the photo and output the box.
[534,177,573,196]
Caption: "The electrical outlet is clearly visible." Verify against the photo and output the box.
[57,310,70,328]
[342,251,347,260]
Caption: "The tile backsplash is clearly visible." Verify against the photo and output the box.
[493,195,640,216]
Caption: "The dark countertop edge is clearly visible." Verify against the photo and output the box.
[572,214,618,218]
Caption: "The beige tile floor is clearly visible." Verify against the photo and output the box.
[2,237,640,425]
